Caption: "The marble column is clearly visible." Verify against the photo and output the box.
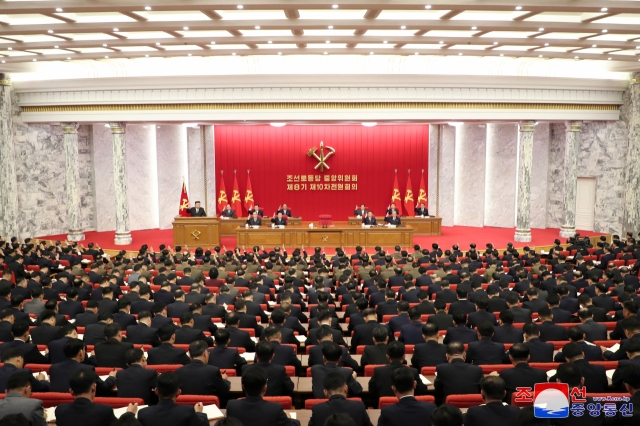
[0,74,18,239]
[61,123,85,241]
[624,74,640,233]
[560,121,582,238]
[515,121,535,242]
[109,122,132,245]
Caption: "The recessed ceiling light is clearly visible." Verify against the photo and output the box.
[602,29,608,33]
[538,54,543,57]
[500,53,504,56]
[104,124,110,128]
[383,40,388,44]
[267,40,272,44]
[370,52,374,55]
[278,52,282,55]
[211,41,216,44]
[544,43,549,46]
[237,5,243,9]
[328,25,333,29]
[575,56,579,59]
[188,53,192,56]
[54,45,58,48]
[362,122,377,127]
[439,41,444,44]
[48,30,54,34]
[515,6,522,10]
[7,48,12,50]
[156,42,161,46]
[105,56,109,58]
[66,57,70,60]
[183,27,189,31]
[493,42,498,45]
[145,6,151,11]
[608,57,612,60]
[33,59,37,62]
[458,52,462,55]
[592,44,597,47]
[636,46,640,49]
[401,25,406,29]
[1,60,4,63]
[324,52,328,55]
[332,4,338,8]
[56,8,63,12]
[232,52,236,55]
[103,44,108,47]
[538,28,544,31]
[414,52,419,55]
[326,40,330,43]
[113,28,119,32]
[601,7,608,12]
[471,26,477,30]
[255,26,260,29]
[145,54,149,57]
[270,123,286,127]
[425,5,432,9]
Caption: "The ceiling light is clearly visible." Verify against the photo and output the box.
[608,57,612,60]
[104,124,110,128]
[414,52,419,55]
[362,122,377,127]
[471,26,477,30]
[156,42,161,46]
[439,41,444,44]
[493,42,498,45]
[113,28,119,32]
[267,40,272,44]
[145,6,151,11]
[326,40,330,43]
[8,48,12,50]
[103,44,108,47]
[183,27,189,31]
[104,56,108,58]
[574,56,579,59]
[1,61,4,63]
[278,52,282,55]
[324,52,328,55]
[515,6,522,10]
[56,8,63,12]
[145,54,149,57]
[237,5,243,9]
[538,28,544,31]
[270,123,286,127]
[332,4,338,8]
[448,122,463,127]
[458,52,462,55]
[32,59,37,62]
[602,29,608,33]
[232,52,236,55]
[66,57,70,60]
[255,26,260,29]
[211,41,216,44]
[544,43,549,46]
[328,25,333,29]
[425,5,432,9]
[538,54,543,57]
[54,45,58,48]
[383,40,388,44]
[601,7,608,12]
[500,53,504,56]
[401,25,406,29]
[370,52,374,55]
[188,53,192,56]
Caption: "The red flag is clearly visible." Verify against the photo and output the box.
[244,172,254,212]
[178,181,191,217]
[217,172,228,213]
[417,171,428,207]
[231,173,243,215]
[404,172,415,215]
[390,173,403,216]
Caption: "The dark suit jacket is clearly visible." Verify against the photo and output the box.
[388,314,411,334]
[351,321,391,353]
[189,207,207,217]
[241,361,294,396]
[509,306,532,323]
[150,315,173,329]
[411,341,447,368]
[202,303,226,319]
[0,339,48,364]
[306,326,347,347]
[0,392,47,426]
[30,323,61,345]
[492,325,524,344]
[369,362,428,398]
[226,396,298,426]
[227,326,256,351]
[538,321,568,341]
[463,402,520,426]
[175,360,230,398]
[434,359,483,403]
[271,341,302,372]
[130,299,155,315]
[467,310,498,329]
[449,300,476,315]
[311,363,362,398]
[126,323,160,346]
[58,300,85,319]
[554,341,603,362]
[579,320,607,342]
[398,321,425,345]
[611,356,640,391]
[525,338,555,362]
[116,364,158,404]
[0,364,49,393]
[138,399,208,426]
[466,338,505,365]
[94,338,134,368]
[309,395,373,426]
[361,343,389,367]
[175,325,207,345]
[308,342,359,371]
[50,360,115,394]
[427,312,453,331]
[377,395,437,426]
[207,345,247,373]
[443,325,478,344]
[499,362,547,402]
[55,398,131,426]
[112,311,137,329]
[74,312,99,327]
[147,342,191,365]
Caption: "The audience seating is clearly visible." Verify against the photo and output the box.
[378,396,435,409]
[94,397,145,408]
[304,398,363,409]
[445,394,484,409]
[175,395,220,406]
[364,365,386,377]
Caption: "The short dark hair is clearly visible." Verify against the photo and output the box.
[104,322,121,339]
[324,413,357,426]
[256,340,275,362]
[566,326,585,342]
[11,321,30,338]
[69,369,98,395]
[556,363,582,388]
[480,376,507,400]
[431,405,463,426]
[125,348,145,365]
[391,365,415,393]
[508,343,530,361]
[241,366,268,397]
[6,371,32,391]
[63,338,85,359]
[477,321,494,338]
[157,323,176,342]
[446,342,465,356]
[323,370,347,392]
[386,341,405,360]
[1,348,24,362]
[373,326,388,343]
[322,342,343,362]
[561,342,583,360]
[214,329,230,345]
[189,340,209,358]
[156,372,181,399]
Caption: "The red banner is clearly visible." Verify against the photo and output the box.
[244,172,254,212]
[390,173,403,216]
[404,173,415,215]
[178,181,191,217]
[417,171,428,208]
[231,173,243,215]
[214,125,428,220]
[217,172,228,213]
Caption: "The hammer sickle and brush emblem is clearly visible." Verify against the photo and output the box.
[307,141,336,172]
[190,230,202,240]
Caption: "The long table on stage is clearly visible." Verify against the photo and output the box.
[219,217,302,236]
[348,216,442,236]
[236,224,413,247]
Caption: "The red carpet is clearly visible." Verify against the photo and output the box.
[37,226,604,253]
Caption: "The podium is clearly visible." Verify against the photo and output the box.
[172,216,221,246]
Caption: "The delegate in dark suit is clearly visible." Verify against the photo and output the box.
[147,343,191,365]
[175,360,230,398]
[309,395,373,426]
[241,361,294,396]
[116,364,158,405]
[138,399,208,426]
[499,363,547,402]
[525,338,555,363]
[463,402,520,426]
[208,346,247,372]
[466,339,505,365]
[0,340,48,365]
[579,320,607,342]
[434,359,483,403]
[427,312,453,331]
[368,362,428,397]
[311,363,362,398]
[126,323,160,346]
[0,392,47,426]
[361,343,389,367]
[443,325,478,345]
[188,207,207,217]
[30,323,61,345]
[227,327,256,351]
[308,343,359,371]
[94,339,134,368]
[226,396,299,426]
[50,361,116,394]
[377,395,437,426]
[55,398,127,426]
[410,341,447,368]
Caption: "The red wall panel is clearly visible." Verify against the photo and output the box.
[214,124,429,220]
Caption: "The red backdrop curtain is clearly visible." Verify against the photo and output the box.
[214,125,429,220]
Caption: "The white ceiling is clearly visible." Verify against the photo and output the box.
[0,0,638,70]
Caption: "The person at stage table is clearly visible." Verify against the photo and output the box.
[277,204,292,217]
[272,212,288,226]
[189,201,206,217]
[248,204,264,217]
[362,212,377,226]
[385,212,401,226]
[220,205,237,218]
[246,212,262,227]
[354,204,368,217]
[386,203,399,216]
[414,203,428,217]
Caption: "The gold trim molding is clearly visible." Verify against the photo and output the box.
[0,79,10,86]
[21,102,620,113]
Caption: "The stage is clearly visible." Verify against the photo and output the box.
[37,226,606,253]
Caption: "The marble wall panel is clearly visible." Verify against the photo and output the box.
[125,124,159,231]
[92,125,116,232]
[546,123,566,229]
[530,123,550,229]
[484,123,518,228]
[428,125,456,227]
[454,124,486,227]
[156,125,189,229]
[187,127,206,210]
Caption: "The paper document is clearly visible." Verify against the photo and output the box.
[419,374,432,385]
[584,340,596,346]
[290,412,297,420]
[546,369,557,378]
[99,375,111,381]
[609,343,621,353]
[251,337,258,343]
[202,404,225,420]
[296,335,306,342]
[44,407,56,422]
[241,352,255,362]
[606,370,615,380]
[113,405,147,418]
[33,371,48,380]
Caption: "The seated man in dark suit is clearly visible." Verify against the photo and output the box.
[58,287,85,319]
[577,293,607,323]
[467,297,498,329]
[234,299,264,338]
[309,371,373,426]
[75,300,100,327]
[611,338,640,391]
[226,366,300,426]
[263,326,302,373]
[577,308,607,342]
[376,289,399,321]
[47,323,80,365]
[55,369,137,426]
[555,326,603,362]
[0,371,48,426]
[175,311,212,346]
[492,310,524,344]
[112,298,137,330]
[398,307,426,345]
[50,338,115,394]
[411,323,447,368]
[449,288,475,315]
[443,311,478,345]
[208,329,247,375]
[434,342,483,405]
[30,310,62,345]
[384,211,401,226]
[604,316,640,361]
[137,371,208,426]
[306,310,347,347]
[272,212,287,226]
[309,326,359,371]
[377,366,437,426]
[220,204,236,218]
[466,322,505,365]
[387,300,410,334]
[426,299,453,331]
[552,342,608,393]
[188,201,207,217]
[83,313,112,345]
[94,322,133,368]
[505,293,532,323]
[175,340,230,398]
[523,323,554,363]
[362,211,377,226]
[225,312,256,351]
[463,376,520,426]
[368,341,428,398]
[550,363,607,426]
[414,203,429,217]
[116,347,158,405]
[0,348,49,393]
[350,308,391,354]
[147,324,191,365]
[125,310,160,347]
[246,211,262,226]
[522,288,547,313]
[241,340,294,396]
[361,326,390,368]
[498,343,547,402]
[545,293,573,324]
[311,342,362,398]
[0,321,49,365]
[537,307,568,342]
